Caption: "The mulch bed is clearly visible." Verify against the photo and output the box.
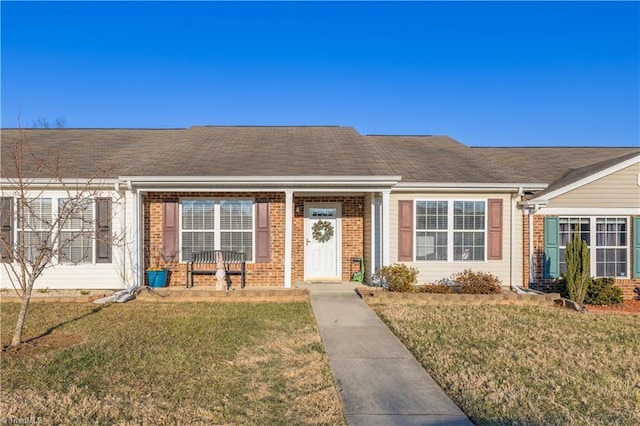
[585,299,640,314]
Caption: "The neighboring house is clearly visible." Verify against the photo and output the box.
[1,127,638,298]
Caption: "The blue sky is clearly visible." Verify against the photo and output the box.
[2,1,638,147]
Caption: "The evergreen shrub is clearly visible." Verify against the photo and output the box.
[377,264,418,293]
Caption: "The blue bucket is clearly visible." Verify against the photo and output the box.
[146,269,168,288]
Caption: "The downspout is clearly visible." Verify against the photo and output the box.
[114,181,126,287]
[510,187,524,291]
[95,181,140,304]
[528,203,540,286]
[134,184,142,289]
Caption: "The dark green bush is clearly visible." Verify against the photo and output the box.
[378,264,418,293]
[451,269,502,294]
[584,277,623,305]
[556,277,569,299]
[418,283,454,294]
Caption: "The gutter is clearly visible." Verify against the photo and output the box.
[0,178,118,190]
[393,182,548,192]
[510,187,524,291]
[119,175,402,188]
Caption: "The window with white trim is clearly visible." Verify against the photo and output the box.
[59,198,94,263]
[18,198,52,263]
[180,199,254,261]
[453,201,486,261]
[415,200,486,262]
[559,217,627,277]
[14,197,108,264]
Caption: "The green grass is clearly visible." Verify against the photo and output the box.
[1,302,345,425]
[373,304,640,426]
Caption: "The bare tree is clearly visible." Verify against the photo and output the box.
[1,129,122,347]
[31,117,67,129]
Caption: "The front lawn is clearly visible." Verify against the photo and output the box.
[373,304,640,425]
[1,302,345,425]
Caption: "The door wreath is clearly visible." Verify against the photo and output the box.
[312,220,334,243]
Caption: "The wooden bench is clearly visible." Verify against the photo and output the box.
[186,250,246,289]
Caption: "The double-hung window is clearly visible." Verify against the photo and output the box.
[11,196,111,264]
[59,198,94,263]
[558,217,628,277]
[18,198,53,262]
[181,199,254,261]
[415,200,486,262]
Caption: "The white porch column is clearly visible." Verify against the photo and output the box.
[370,192,377,276]
[381,189,391,266]
[284,190,293,288]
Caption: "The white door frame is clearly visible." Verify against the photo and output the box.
[304,202,342,281]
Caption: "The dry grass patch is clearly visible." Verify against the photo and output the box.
[1,302,345,425]
[373,304,640,426]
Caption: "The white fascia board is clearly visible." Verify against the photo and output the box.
[528,154,640,203]
[0,178,118,191]
[534,207,640,216]
[136,186,392,193]
[393,182,547,192]
[120,175,402,190]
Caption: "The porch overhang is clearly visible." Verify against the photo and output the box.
[118,175,402,192]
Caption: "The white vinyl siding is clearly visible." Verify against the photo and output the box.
[547,163,640,209]
[1,191,125,290]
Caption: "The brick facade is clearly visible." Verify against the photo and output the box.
[144,192,364,288]
[293,195,364,282]
[525,214,639,300]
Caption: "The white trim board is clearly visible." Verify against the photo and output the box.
[535,208,640,216]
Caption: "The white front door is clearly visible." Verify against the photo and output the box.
[305,203,341,281]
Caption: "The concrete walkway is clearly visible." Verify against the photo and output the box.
[301,283,473,426]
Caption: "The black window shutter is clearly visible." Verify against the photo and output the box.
[1,198,13,262]
[95,198,112,263]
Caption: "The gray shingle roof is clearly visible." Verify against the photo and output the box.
[1,126,396,179]
[365,135,639,185]
[2,127,638,192]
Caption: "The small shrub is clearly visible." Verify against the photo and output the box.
[584,277,624,305]
[634,286,640,301]
[377,263,418,293]
[563,226,591,306]
[417,283,453,294]
[451,269,502,294]
[556,277,569,298]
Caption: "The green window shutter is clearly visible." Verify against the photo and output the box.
[634,217,640,278]
[544,217,559,278]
